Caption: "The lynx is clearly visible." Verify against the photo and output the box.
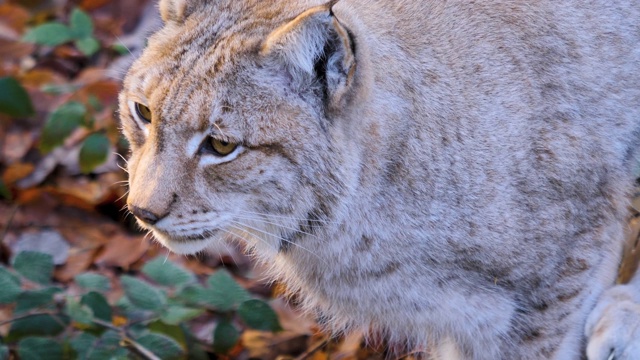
[120,0,640,358]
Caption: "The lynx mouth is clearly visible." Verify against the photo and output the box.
[153,229,219,254]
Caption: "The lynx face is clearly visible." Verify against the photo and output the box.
[120,0,353,256]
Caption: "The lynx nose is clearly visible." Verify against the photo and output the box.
[129,205,164,225]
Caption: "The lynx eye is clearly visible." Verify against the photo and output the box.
[134,102,152,123]
[206,138,238,157]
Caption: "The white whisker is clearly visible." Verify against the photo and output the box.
[232,214,319,239]
[238,209,338,225]
[114,152,129,165]
[224,224,276,255]
[229,220,322,261]
[116,189,130,203]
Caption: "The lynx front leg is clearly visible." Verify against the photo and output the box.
[585,281,640,360]
[585,216,640,360]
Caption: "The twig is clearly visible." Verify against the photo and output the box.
[0,310,61,327]
[0,204,19,245]
[90,317,121,332]
[91,318,161,360]
[122,337,162,360]
[293,338,329,360]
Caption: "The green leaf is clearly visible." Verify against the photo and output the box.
[135,333,184,360]
[41,83,80,95]
[8,314,69,341]
[17,337,63,360]
[66,296,94,325]
[79,133,110,173]
[0,178,12,201]
[75,273,110,292]
[69,8,94,39]
[0,266,21,304]
[40,101,86,153]
[70,333,98,360]
[212,319,239,354]
[120,275,166,311]
[75,37,100,56]
[148,321,186,348]
[23,23,73,46]
[14,287,62,314]
[0,344,9,360]
[87,95,103,112]
[160,306,204,325]
[111,43,130,55]
[12,251,54,284]
[0,76,34,118]
[181,326,208,360]
[99,330,123,348]
[205,270,250,311]
[72,332,129,360]
[175,284,209,303]
[142,257,195,287]
[238,299,282,332]
[81,291,112,322]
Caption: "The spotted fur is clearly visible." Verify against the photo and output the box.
[120,1,640,358]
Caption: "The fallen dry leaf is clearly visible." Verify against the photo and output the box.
[0,4,30,34]
[94,232,151,269]
[2,162,35,185]
[54,247,101,282]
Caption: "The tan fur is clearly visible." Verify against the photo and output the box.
[120,1,640,358]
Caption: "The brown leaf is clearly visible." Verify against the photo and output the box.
[83,80,120,105]
[0,306,13,336]
[1,129,35,164]
[54,247,101,282]
[0,4,30,34]
[53,45,86,59]
[0,39,34,71]
[619,213,640,284]
[55,176,115,206]
[19,69,67,89]
[2,163,35,185]
[95,233,151,269]
[80,0,113,11]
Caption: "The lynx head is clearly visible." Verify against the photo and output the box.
[120,0,360,256]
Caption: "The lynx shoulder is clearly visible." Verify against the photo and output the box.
[120,0,640,358]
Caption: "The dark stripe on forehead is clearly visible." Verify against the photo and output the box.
[155,77,204,153]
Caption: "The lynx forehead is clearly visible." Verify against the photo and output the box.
[120,0,640,358]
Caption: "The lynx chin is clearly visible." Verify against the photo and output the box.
[120,0,640,358]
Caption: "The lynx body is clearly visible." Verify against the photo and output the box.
[120,0,640,358]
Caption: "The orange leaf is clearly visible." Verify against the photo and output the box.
[20,69,67,89]
[112,315,128,327]
[54,247,101,282]
[2,163,34,185]
[80,0,112,11]
[0,4,30,34]
[95,233,151,270]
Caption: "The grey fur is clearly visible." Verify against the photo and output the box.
[120,1,640,358]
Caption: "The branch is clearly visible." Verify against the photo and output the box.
[293,338,329,360]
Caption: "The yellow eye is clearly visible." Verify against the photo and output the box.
[134,102,152,123]
[209,138,238,156]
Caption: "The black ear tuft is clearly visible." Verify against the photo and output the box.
[261,4,356,110]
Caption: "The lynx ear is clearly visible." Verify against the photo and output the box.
[261,4,356,109]
[159,0,197,23]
